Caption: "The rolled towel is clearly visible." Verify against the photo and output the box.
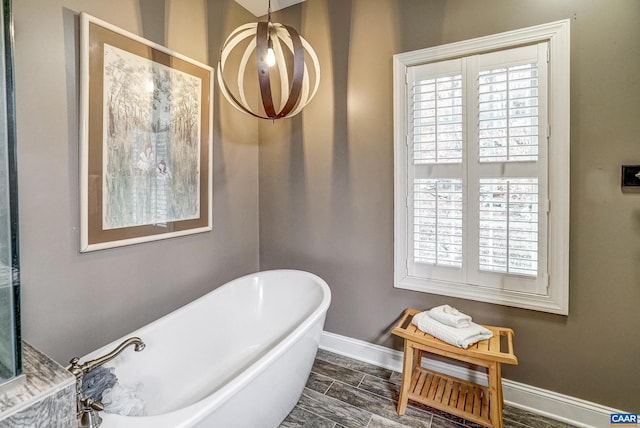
[428,304,472,328]
[412,311,493,349]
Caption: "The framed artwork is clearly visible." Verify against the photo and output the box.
[79,13,213,252]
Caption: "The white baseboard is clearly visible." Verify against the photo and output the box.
[319,331,622,428]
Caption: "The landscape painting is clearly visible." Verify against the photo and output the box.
[80,14,213,252]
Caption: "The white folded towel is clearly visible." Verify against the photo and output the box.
[412,311,493,349]
[428,304,472,328]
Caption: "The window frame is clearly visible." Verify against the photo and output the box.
[393,20,570,315]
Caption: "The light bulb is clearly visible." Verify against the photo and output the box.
[266,47,276,67]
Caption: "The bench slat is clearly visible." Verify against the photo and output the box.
[392,308,518,366]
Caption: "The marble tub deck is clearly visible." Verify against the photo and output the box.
[0,342,76,427]
[280,349,577,428]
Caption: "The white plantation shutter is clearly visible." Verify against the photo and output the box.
[407,59,465,284]
[394,20,572,311]
[406,44,548,294]
[468,43,549,294]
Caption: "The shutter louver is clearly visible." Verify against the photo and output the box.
[414,179,463,268]
[479,178,538,276]
[478,64,539,162]
[412,75,463,164]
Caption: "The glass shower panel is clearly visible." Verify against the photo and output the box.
[0,0,20,384]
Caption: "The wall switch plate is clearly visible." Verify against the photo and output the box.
[621,165,640,189]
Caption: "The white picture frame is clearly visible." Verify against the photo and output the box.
[79,13,213,252]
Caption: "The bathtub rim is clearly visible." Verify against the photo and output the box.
[88,269,331,427]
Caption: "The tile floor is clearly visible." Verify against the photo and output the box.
[279,349,577,428]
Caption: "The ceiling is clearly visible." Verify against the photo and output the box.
[233,0,306,17]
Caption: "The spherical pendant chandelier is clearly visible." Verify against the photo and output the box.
[217,1,320,120]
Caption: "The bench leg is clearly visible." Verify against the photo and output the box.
[397,341,414,415]
[488,362,503,428]
[497,363,504,409]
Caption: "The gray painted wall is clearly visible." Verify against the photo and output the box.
[13,0,260,363]
[9,0,640,415]
[259,0,640,411]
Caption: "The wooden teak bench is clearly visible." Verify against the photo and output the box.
[392,308,518,428]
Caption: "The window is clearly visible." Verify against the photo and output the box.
[393,21,570,314]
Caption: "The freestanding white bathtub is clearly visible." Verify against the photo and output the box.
[80,269,331,428]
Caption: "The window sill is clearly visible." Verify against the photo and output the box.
[394,275,568,315]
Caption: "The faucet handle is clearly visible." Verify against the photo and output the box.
[83,398,104,411]
[79,398,104,428]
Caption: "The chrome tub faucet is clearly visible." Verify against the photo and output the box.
[68,337,145,428]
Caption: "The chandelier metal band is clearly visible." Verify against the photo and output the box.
[256,22,304,119]
[217,18,320,120]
